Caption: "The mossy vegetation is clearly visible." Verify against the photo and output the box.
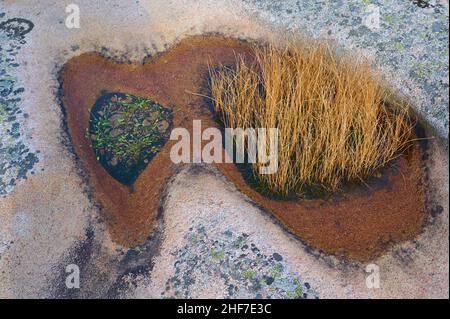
[88,92,172,185]
[210,250,226,261]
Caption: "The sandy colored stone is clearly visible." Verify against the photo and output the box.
[0,0,448,298]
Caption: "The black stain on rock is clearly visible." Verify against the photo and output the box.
[412,0,431,8]
[0,18,34,39]
[263,275,274,285]
[430,205,444,218]
[272,252,283,261]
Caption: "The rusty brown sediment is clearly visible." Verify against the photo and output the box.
[61,36,426,261]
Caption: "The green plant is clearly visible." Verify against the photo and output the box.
[241,269,257,279]
[88,94,171,167]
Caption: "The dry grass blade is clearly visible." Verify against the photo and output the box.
[209,41,414,197]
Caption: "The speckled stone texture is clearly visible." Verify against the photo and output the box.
[163,225,316,299]
[0,0,448,299]
[0,15,38,194]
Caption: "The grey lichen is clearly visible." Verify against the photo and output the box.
[0,14,38,195]
[163,225,317,299]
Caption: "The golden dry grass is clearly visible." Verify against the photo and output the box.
[209,40,414,197]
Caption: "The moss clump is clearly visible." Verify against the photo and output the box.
[88,92,172,185]
[210,250,226,261]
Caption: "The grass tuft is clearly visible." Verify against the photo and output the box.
[209,41,415,197]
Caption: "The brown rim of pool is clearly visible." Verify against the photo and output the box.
[60,36,429,262]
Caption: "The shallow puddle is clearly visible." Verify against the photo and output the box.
[60,36,428,261]
[89,92,172,185]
